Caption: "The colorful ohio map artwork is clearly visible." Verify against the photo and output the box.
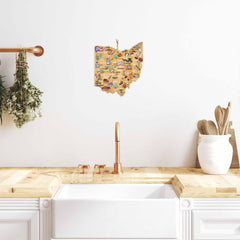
[94,42,143,96]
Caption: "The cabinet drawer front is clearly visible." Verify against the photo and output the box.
[193,210,240,239]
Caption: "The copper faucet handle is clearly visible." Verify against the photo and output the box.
[78,164,90,174]
[77,164,83,169]
[82,165,90,174]
[94,164,106,174]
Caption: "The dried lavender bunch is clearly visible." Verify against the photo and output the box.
[0,74,6,124]
[4,50,43,128]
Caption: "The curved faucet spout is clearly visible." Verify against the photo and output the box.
[115,122,120,142]
[113,122,123,174]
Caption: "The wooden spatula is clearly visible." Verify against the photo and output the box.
[224,121,232,135]
[222,102,231,135]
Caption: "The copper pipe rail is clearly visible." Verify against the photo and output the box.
[0,45,44,57]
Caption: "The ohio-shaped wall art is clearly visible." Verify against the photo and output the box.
[94,42,143,96]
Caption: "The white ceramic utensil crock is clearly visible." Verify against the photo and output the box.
[198,134,233,174]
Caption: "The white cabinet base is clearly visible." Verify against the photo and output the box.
[0,194,240,240]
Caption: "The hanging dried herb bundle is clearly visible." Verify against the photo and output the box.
[0,74,6,124]
[4,50,43,128]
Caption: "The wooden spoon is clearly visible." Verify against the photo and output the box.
[197,120,218,135]
[215,105,224,135]
[197,120,207,135]
[204,120,218,135]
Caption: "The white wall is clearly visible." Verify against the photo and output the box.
[0,0,239,167]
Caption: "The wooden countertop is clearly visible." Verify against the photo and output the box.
[0,167,239,198]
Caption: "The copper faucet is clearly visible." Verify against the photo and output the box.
[113,122,123,174]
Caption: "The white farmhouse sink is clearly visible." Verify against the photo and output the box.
[52,184,179,239]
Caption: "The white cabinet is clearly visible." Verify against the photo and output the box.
[192,210,240,239]
[180,198,240,240]
[0,210,39,240]
[0,198,41,240]
[0,195,240,240]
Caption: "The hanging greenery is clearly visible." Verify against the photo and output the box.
[0,74,6,124]
[4,50,43,128]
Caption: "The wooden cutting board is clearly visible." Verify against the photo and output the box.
[196,124,239,168]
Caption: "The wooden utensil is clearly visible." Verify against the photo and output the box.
[222,102,231,135]
[204,120,218,135]
[197,120,207,135]
[197,120,205,135]
[197,120,218,135]
[215,105,224,135]
[224,121,232,135]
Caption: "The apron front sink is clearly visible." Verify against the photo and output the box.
[52,184,179,239]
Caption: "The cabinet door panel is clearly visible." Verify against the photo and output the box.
[0,210,39,240]
[193,210,240,239]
